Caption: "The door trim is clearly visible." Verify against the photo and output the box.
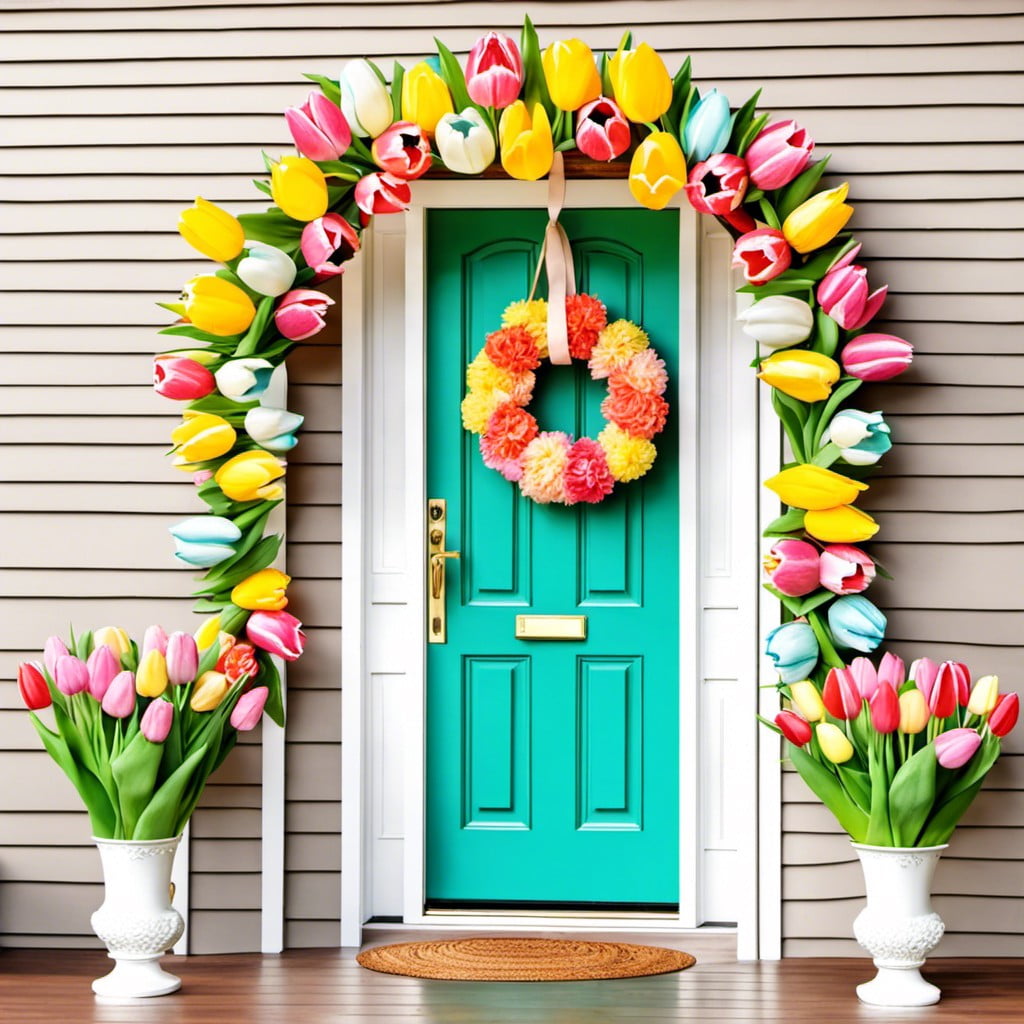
[341,179,765,952]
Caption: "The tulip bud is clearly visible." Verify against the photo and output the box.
[744,119,814,191]
[732,230,793,287]
[371,121,432,180]
[804,505,880,545]
[967,674,1000,716]
[236,241,297,297]
[435,109,496,175]
[823,666,861,720]
[246,610,306,661]
[17,662,51,710]
[542,39,601,111]
[899,689,930,734]
[354,171,412,215]
[498,101,554,182]
[878,651,906,689]
[816,722,854,764]
[178,197,245,263]
[466,31,523,109]
[244,406,305,453]
[171,410,237,469]
[215,357,275,402]
[140,699,174,743]
[231,568,291,611]
[775,709,812,747]
[182,275,256,337]
[818,544,876,595]
[140,626,167,660]
[223,643,260,687]
[284,90,352,161]
[989,693,1019,738]
[782,182,854,254]
[683,88,732,163]
[756,349,840,403]
[828,595,887,653]
[339,58,394,139]
[92,626,131,661]
[765,464,868,512]
[401,61,454,136]
[166,632,199,687]
[153,355,216,401]
[764,620,819,683]
[44,636,69,678]
[274,289,334,341]
[934,727,983,769]
[763,538,820,597]
[136,649,169,699]
[841,333,914,382]
[870,682,900,734]
[55,655,90,696]
[301,214,361,281]
[190,670,230,712]
[101,671,137,719]
[230,687,270,732]
[817,246,888,332]
[849,656,879,701]
[823,410,892,467]
[628,131,686,211]
[195,614,222,652]
[741,294,811,350]
[909,657,939,703]
[214,450,286,502]
[789,680,826,723]
[169,516,242,568]
[270,155,328,222]
[608,42,672,123]
[575,97,631,162]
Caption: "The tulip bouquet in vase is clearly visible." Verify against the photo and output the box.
[766,652,1018,1007]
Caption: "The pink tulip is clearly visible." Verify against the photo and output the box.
[685,153,751,218]
[870,681,900,734]
[153,355,216,400]
[775,709,812,747]
[841,333,913,382]
[284,90,352,162]
[101,671,137,718]
[762,538,820,597]
[142,625,168,657]
[300,214,360,281]
[246,610,305,661]
[86,644,120,701]
[817,247,888,331]
[989,693,1019,737]
[465,31,523,109]
[878,651,906,689]
[166,631,199,687]
[949,661,971,706]
[849,656,879,701]
[819,544,876,595]
[55,655,89,696]
[910,657,939,703]
[230,687,270,731]
[274,288,334,341]
[823,666,861,720]
[354,172,411,216]
[929,661,959,719]
[44,636,69,678]
[575,97,631,161]
[732,228,792,285]
[193,470,213,485]
[371,121,432,180]
[140,699,174,743]
[934,727,982,769]
[743,119,815,191]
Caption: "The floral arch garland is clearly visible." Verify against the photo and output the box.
[156,18,914,711]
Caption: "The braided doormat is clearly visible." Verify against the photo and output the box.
[356,937,696,981]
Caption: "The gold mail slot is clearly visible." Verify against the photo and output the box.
[515,614,587,640]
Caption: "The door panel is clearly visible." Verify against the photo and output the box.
[426,207,680,907]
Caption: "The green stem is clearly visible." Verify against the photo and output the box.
[806,610,844,669]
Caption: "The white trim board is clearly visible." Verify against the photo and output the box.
[341,179,763,954]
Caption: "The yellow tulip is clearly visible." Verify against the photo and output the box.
[178,197,244,263]
[803,505,880,544]
[783,183,854,255]
[270,155,328,222]
[498,101,554,181]
[136,649,169,698]
[93,626,131,660]
[756,349,840,403]
[190,670,230,712]
[967,675,1000,716]
[789,680,826,723]
[541,39,601,111]
[401,61,454,135]
[182,275,256,337]
[214,450,286,502]
[194,615,222,652]
[816,722,854,764]
[628,131,686,211]
[609,42,672,123]
[765,464,867,512]
[231,568,291,611]
[898,689,930,734]
[171,411,237,469]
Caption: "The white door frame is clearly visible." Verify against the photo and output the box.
[341,179,769,955]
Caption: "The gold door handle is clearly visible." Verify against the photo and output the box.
[427,499,459,643]
[430,550,460,600]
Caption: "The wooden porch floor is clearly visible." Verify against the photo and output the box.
[2,938,1022,1023]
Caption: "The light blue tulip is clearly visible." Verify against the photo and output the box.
[824,409,892,467]
[214,358,274,402]
[683,88,732,163]
[764,620,819,683]
[828,595,887,652]
[244,406,305,453]
[168,516,242,568]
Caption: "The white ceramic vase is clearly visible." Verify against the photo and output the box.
[851,842,947,1007]
[90,835,185,998]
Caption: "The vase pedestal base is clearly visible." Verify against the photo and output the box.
[857,965,940,1007]
[92,956,181,999]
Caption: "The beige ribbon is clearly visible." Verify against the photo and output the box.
[528,151,576,365]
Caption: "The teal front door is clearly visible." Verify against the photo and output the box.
[425,206,680,908]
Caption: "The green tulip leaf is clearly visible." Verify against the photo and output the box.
[918,779,985,847]
[736,112,770,159]
[194,534,283,598]
[888,744,937,847]
[737,277,815,297]
[259,652,285,728]
[251,179,273,198]
[727,89,762,155]
[390,62,405,121]
[792,589,837,617]
[520,15,554,120]
[811,309,840,359]
[789,744,868,842]
[762,508,806,537]
[434,38,481,121]
[234,295,277,358]
[758,198,781,231]
[663,56,692,138]
[237,209,304,253]
[302,73,342,108]
[837,764,871,814]
[775,154,832,222]
[111,731,166,840]
[133,743,210,841]
[865,743,895,846]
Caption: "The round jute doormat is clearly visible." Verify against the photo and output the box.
[356,937,696,982]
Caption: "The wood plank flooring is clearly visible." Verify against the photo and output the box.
[2,943,1023,1023]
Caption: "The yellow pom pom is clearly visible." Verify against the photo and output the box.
[590,320,649,377]
[461,389,503,433]
[598,423,657,482]
[466,350,513,394]
[503,299,549,357]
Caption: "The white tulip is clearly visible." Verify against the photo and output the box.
[434,109,496,175]
[245,406,305,452]
[339,59,394,139]
[236,241,296,297]
[736,294,814,350]
[215,358,275,401]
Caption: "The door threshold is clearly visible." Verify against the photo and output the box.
[426,908,679,920]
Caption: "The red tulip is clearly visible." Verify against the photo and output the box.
[17,662,51,710]
[465,31,523,109]
[575,97,631,162]
[732,228,791,285]
[870,682,900,734]
[989,693,1019,738]
[685,153,751,218]
[230,687,270,732]
[86,644,120,701]
[950,661,971,706]
[300,214,360,281]
[223,643,260,687]
[246,610,305,661]
[371,121,432,180]
[775,709,812,747]
[140,698,174,743]
[929,661,959,719]
[354,171,412,216]
[934,727,982,769]
[285,90,352,162]
[274,288,334,341]
[841,333,913,382]
[153,355,216,401]
[823,666,861,720]
[743,119,814,191]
